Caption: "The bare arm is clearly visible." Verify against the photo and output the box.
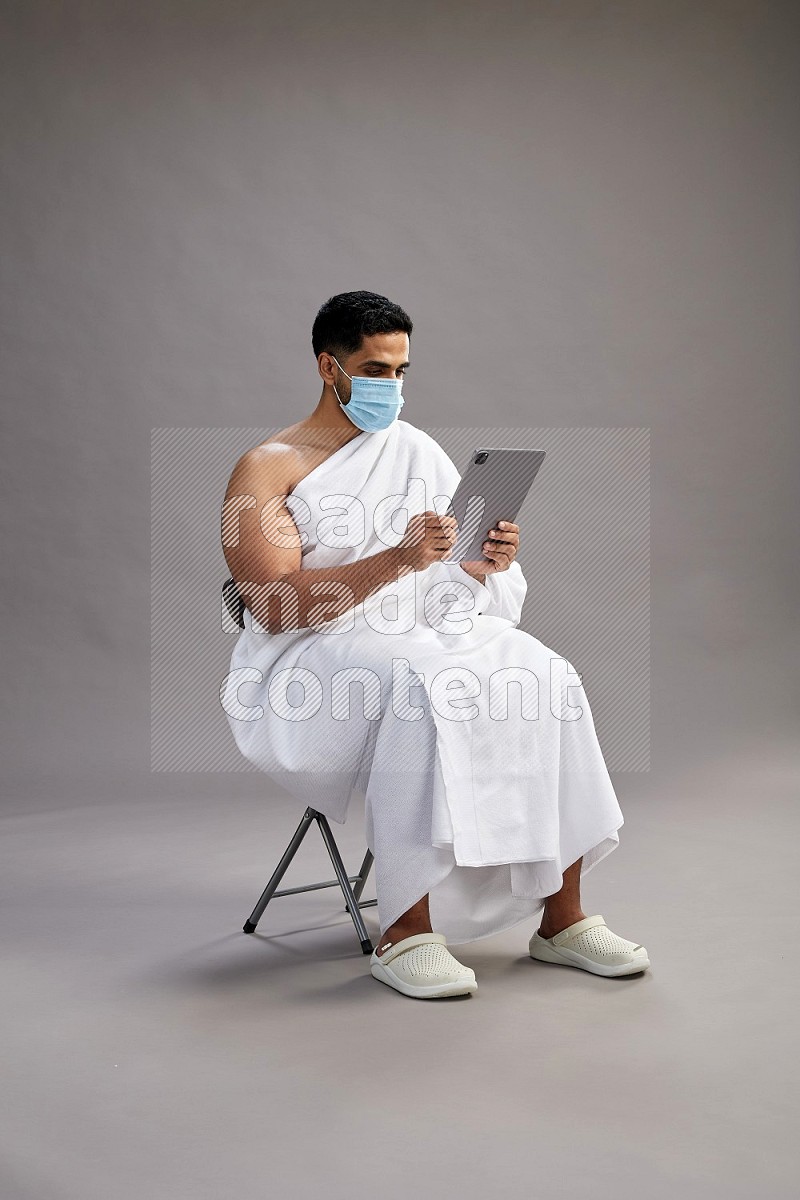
[221,444,457,635]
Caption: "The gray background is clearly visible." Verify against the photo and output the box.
[2,3,799,1199]
[3,0,798,810]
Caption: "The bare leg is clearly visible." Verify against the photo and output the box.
[374,893,432,957]
[374,855,588,955]
[537,856,587,939]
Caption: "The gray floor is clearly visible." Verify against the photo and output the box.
[2,738,798,1200]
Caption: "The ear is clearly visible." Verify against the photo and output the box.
[318,352,336,384]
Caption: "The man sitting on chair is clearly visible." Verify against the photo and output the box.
[220,290,650,1000]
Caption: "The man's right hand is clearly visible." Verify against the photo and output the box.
[397,510,458,572]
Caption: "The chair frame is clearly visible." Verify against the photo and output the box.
[242,806,377,955]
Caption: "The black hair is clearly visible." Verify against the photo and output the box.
[312,290,413,361]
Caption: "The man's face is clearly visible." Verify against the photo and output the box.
[326,331,410,404]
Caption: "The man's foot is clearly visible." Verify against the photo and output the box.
[530,914,650,977]
[370,932,478,999]
[374,924,434,957]
[537,910,587,940]
[374,894,434,958]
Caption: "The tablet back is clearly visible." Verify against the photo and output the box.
[442,446,546,565]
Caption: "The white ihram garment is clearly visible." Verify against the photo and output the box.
[222,419,624,944]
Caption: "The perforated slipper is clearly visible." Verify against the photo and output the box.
[529,914,650,977]
[370,932,478,999]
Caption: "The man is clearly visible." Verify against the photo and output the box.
[221,290,650,1000]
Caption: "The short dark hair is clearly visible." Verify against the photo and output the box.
[312,291,413,361]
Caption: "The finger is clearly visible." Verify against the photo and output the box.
[484,535,517,554]
[487,526,519,545]
[429,514,456,533]
[482,541,512,564]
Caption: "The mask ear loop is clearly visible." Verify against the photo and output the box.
[330,355,351,406]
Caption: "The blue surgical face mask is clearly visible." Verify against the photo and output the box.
[331,356,405,432]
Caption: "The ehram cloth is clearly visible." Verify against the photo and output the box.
[222,420,624,943]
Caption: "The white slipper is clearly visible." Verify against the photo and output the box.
[370,932,478,999]
[529,914,650,977]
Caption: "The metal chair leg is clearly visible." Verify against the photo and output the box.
[242,807,376,954]
[314,813,374,954]
[350,847,374,904]
[242,807,316,934]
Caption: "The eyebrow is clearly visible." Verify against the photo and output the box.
[359,359,410,369]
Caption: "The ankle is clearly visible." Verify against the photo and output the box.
[539,909,586,938]
[376,920,433,956]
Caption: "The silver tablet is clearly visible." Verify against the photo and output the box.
[441,446,546,565]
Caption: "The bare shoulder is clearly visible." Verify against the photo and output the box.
[225,436,303,501]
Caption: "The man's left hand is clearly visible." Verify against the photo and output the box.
[459,520,520,582]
